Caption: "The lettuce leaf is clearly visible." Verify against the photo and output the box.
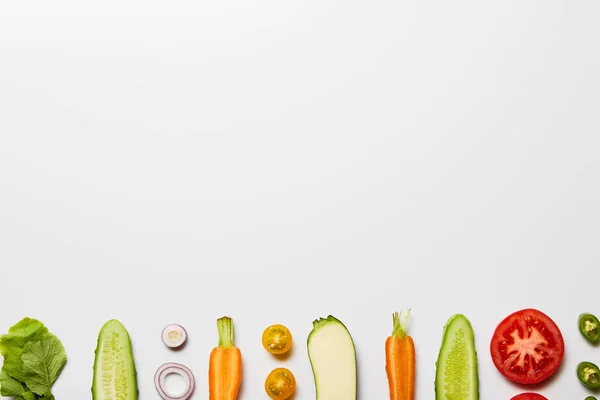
[0,318,66,399]
[0,318,48,383]
[22,334,66,396]
[0,370,28,396]
[0,370,38,399]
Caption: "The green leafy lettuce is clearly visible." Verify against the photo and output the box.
[0,318,66,400]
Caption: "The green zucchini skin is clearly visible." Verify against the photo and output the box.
[435,314,479,400]
[92,319,138,400]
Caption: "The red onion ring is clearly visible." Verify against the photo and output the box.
[154,362,195,400]
[161,324,188,348]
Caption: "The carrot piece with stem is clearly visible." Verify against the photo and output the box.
[385,309,415,400]
[209,316,242,400]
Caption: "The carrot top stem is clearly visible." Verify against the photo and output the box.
[217,316,235,348]
[391,309,411,339]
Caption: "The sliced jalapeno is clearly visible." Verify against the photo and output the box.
[578,361,600,389]
[585,397,597,400]
[579,313,600,343]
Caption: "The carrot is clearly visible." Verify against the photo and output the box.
[209,316,242,400]
[385,309,415,400]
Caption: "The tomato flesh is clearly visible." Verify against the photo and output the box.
[510,393,548,400]
[265,367,296,400]
[262,324,293,355]
[490,309,564,385]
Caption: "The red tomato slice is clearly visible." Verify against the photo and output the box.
[511,393,548,400]
[490,308,564,385]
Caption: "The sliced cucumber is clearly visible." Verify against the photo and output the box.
[92,319,138,400]
[435,314,479,400]
[307,315,356,400]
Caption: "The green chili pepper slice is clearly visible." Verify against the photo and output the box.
[585,397,597,400]
[578,361,600,389]
[579,313,600,343]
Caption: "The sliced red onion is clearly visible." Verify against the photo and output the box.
[161,324,187,348]
[154,362,195,400]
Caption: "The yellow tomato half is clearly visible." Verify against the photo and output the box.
[262,324,292,355]
[265,367,296,400]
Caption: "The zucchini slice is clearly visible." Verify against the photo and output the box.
[307,316,356,400]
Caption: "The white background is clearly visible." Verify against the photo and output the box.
[1,1,599,399]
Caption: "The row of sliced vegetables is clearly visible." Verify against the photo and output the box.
[0,308,599,399]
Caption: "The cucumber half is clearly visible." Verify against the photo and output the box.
[307,315,356,400]
[92,319,138,400]
[435,314,479,400]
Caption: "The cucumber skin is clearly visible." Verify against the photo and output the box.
[435,314,479,400]
[92,319,138,400]
[307,315,357,400]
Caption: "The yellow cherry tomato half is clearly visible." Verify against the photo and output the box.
[265,367,296,400]
[262,324,292,355]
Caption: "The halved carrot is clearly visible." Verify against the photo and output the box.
[385,310,415,400]
[209,316,242,400]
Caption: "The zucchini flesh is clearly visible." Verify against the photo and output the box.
[307,315,356,400]
[435,314,478,400]
[92,319,138,400]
